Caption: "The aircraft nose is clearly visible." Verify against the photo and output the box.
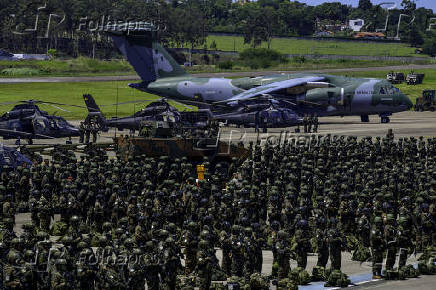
[402,93,413,110]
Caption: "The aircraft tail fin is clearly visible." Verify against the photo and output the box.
[109,31,188,83]
[83,94,102,113]
[83,94,108,131]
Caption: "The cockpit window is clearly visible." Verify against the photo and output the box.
[380,88,386,95]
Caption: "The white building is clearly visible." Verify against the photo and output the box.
[349,19,365,32]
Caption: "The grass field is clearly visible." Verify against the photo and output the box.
[0,69,434,120]
[0,57,135,77]
[206,35,422,57]
[0,81,171,120]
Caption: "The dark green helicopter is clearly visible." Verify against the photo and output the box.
[0,100,80,144]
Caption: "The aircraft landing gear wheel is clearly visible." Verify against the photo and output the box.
[381,117,390,124]
[361,115,369,123]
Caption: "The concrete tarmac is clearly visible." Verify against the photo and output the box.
[2,111,435,147]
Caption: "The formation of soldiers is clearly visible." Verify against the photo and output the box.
[78,119,99,144]
[302,114,319,134]
[1,133,436,289]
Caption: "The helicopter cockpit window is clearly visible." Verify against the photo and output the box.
[380,88,386,95]
[1,112,9,120]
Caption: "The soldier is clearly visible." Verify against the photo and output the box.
[84,122,91,144]
[307,115,313,133]
[37,195,52,231]
[183,221,199,275]
[384,214,398,272]
[303,114,308,133]
[196,240,212,290]
[219,229,232,277]
[78,122,85,143]
[3,252,23,289]
[293,219,310,269]
[51,258,74,290]
[313,114,319,133]
[143,240,160,290]
[314,217,329,270]
[276,230,291,280]
[397,216,413,268]
[328,218,342,271]
[371,216,385,279]
[230,225,244,277]
[126,248,146,289]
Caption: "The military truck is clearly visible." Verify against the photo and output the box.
[406,71,425,85]
[115,120,250,170]
[386,71,405,84]
[414,90,436,112]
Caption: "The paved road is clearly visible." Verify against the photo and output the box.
[1,64,436,83]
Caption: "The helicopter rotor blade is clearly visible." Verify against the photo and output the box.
[171,100,194,110]
[42,104,72,113]
[99,99,156,107]
[36,101,87,109]
[0,101,22,106]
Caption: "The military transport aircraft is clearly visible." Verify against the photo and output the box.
[0,100,80,144]
[109,29,413,124]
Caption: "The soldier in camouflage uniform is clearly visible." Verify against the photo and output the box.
[293,219,310,269]
[183,221,199,275]
[384,214,398,272]
[196,240,212,290]
[276,230,291,280]
[371,216,385,279]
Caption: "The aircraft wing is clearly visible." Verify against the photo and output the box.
[218,76,325,104]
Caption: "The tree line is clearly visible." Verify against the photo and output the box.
[0,0,435,57]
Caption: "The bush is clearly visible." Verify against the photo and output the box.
[292,55,306,63]
[239,48,287,69]
[422,35,436,57]
[1,68,41,76]
[217,60,234,70]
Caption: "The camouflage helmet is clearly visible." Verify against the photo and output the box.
[374,216,383,224]
[198,240,209,249]
[22,223,35,231]
[36,231,49,241]
[398,216,408,225]
[70,215,80,223]
[386,214,395,222]
[102,222,112,231]
[124,238,135,247]
[278,230,288,240]
[24,250,35,260]
[200,230,210,240]
[77,241,87,250]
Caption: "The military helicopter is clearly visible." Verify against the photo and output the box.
[0,100,80,144]
[211,98,302,128]
[0,144,32,172]
[83,94,204,132]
